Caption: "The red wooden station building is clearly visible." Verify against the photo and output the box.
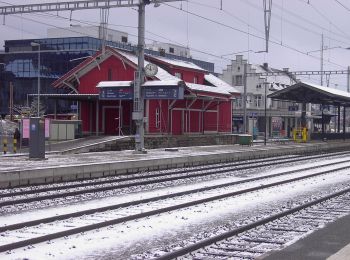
[52,46,239,136]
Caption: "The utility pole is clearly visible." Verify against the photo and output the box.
[264,79,268,145]
[133,1,147,153]
[243,62,247,133]
[320,33,324,86]
[9,82,13,121]
[263,0,272,53]
[347,66,350,92]
[100,8,109,55]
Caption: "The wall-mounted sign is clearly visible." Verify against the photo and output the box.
[288,105,299,111]
[22,118,30,139]
[99,87,133,100]
[144,86,184,100]
[45,118,50,138]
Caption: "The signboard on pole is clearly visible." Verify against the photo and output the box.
[144,86,184,100]
[99,87,133,100]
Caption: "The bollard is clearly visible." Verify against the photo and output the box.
[13,138,17,154]
[3,137,7,154]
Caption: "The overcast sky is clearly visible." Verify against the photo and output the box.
[1,0,350,89]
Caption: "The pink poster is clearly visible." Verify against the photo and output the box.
[22,119,30,139]
[45,118,50,138]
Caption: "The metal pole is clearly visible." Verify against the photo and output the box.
[264,80,267,145]
[320,33,324,86]
[133,2,146,153]
[343,106,346,140]
[119,99,121,136]
[243,62,247,133]
[9,81,13,121]
[338,105,341,133]
[38,44,41,117]
[347,66,350,92]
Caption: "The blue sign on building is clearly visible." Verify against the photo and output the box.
[144,86,184,100]
[99,87,133,100]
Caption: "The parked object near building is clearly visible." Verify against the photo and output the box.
[220,55,303,138]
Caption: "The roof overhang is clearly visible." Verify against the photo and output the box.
[268,81,350,107]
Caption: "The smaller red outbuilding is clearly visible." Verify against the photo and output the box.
[52,46,239,136]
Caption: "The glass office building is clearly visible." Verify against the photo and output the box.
[0,36,214,116]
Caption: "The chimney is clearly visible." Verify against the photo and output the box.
[263,62,268,69]
[236,55,243,63]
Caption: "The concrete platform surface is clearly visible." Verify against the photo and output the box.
[1,140,350,188]
[263,214,350,260]
[0,141,337,173]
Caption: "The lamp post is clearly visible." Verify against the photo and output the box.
[264,80,268,145]
[31,42,41,117]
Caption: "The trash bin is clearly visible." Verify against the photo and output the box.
[238,134,252,145]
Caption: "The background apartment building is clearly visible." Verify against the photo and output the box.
[220,55,306,138]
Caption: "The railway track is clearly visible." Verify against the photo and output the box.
[1,151,350,210]
[0,159,349,254]
[155,189,350,260]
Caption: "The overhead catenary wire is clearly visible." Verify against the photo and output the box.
[301,0,350,39]
[242,0,350,47]
[334,0,350,13]
[0,0,233,64]
[0,0,348,71]
[164,2,347,69]
[3,9,233,64]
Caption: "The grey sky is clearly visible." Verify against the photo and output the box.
[1,0,350,89]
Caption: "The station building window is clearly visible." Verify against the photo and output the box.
[175,72,182,79]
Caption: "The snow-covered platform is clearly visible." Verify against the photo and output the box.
[0,141,350,188]
[263,213,350,260]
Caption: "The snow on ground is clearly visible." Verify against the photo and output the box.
[2,155,349,224]
[1,161,350,259]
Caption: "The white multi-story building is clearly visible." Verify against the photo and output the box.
[146,41,190,58]
[48,25,128,44]
[220,55,305,138]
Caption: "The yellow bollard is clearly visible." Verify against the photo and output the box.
[302,128,308,142]
[293,128,297,141]
[3,137,7,154]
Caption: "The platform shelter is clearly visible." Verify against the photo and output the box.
[268,81,350,140]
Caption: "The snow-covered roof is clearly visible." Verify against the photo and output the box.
[268,81,350,106]
[143,80,182,87]
[186,83,232,96]
[115,49,180,82]
[148,55,207,72]
[96,81,132,88]
[204,74,240,94]
[251,64,296,87]
[115,49,234,96]
[301,81,350,99]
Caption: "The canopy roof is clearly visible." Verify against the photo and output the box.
[268,81,350,107]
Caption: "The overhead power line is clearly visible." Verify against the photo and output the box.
[164,2,347,69]
[242,0,350,46]
[335,0,350,12]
